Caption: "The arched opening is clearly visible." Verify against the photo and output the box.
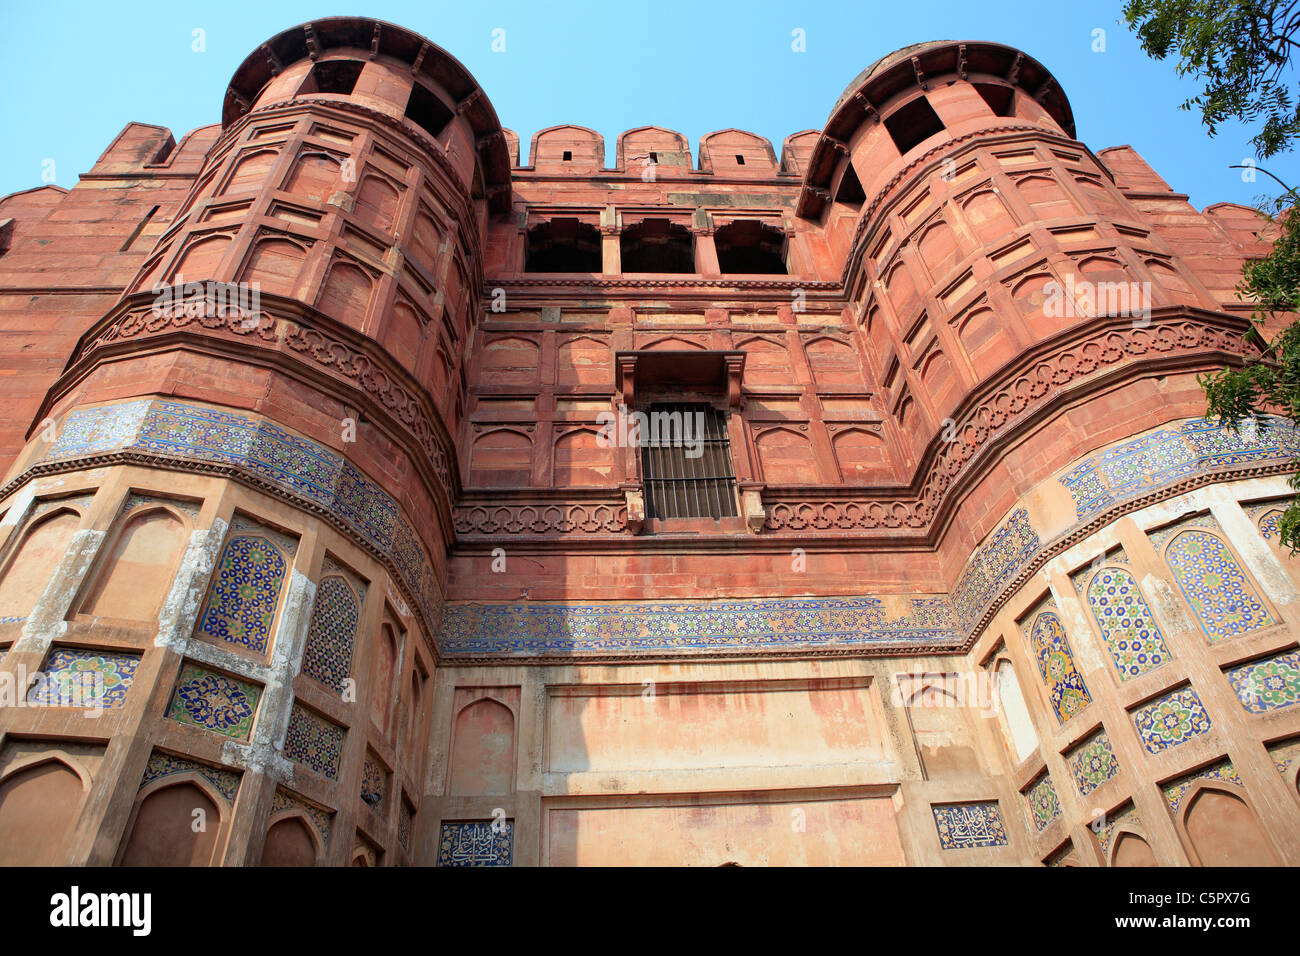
[1184,787,1279,866]
[119,781,221,866]
[715,220,788,274]
[261,816,318,866]
[525,219,602,273]
[620,219,693,273]
[0,759,84,865]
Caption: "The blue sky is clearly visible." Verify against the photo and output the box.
[2,0,1297,209]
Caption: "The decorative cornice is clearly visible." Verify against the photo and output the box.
[46,292,462,540]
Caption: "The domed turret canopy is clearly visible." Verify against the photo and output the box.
[223,17,511,212]
[799,41,1075,217]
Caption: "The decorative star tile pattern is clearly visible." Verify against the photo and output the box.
[46,399,151,459]
[437,821,513,866]
[196,524,291,655]
[166,663,261,739]
[1245,503,1286,542]
[1161,760,1242,816]
[1132,686,1213,754]
[301,568,361,691]
[1267,738,1300,779]
[271,788,333,848]
[27,648,140,709]
[41,400,443,641]
[1157,519,1277,642]
[1058,417,1300,520]
[932,802,1009,850]
[1078,564,1171,681]
[1093,802,1141,860]
[1067,730,1120,796]
[283,704,345,780]
[1025,608,1092,724]
[1024,774,1062,831]
[440,595,963,655]
[950,509,1041,632]
[1225,649,1300,713]
[140,749,240,803]
[361,752,387,811]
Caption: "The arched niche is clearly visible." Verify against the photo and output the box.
[1111,830,1158,867]
[0,757,87,865]
[261,814,320,866]
[369,622,400,734]
[903,680,984,779]
[75,506,188,622]
[449,697,516,796]
[993,657,1039,762]
[118,779,222,867]
[1183,786,1279,866]
[0,508,82,620]
[755,426,820,485]
[553,428,613,487]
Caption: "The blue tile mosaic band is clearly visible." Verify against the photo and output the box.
[44,400,443,636]
[1058,417,1300,521]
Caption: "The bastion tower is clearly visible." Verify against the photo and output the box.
[0,17,1297,866]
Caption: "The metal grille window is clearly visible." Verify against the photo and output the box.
[639,402,738,519]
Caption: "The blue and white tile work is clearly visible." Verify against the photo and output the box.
[441,508,1037,656]
[440,595,963,656]
[950,509,1041,632]
[437,821,513,866]
[42,400,443,636]
[1058,417,1300,521]
[140,749,241,803]
[932,802,1009,850]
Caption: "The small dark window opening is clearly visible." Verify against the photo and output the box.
[525,218,602,272]
[834,161,866,207]
[300,59,364,97]
[404,82,454,140]
[715,220,788,274]
[884,96,945,154]
[649,151,658,163]
[735,154,746,165]
[640,402,738,520]
[562,150,572,161]
[0,218,13,257]
[620,219,694,273]
[974,83,1016,118]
